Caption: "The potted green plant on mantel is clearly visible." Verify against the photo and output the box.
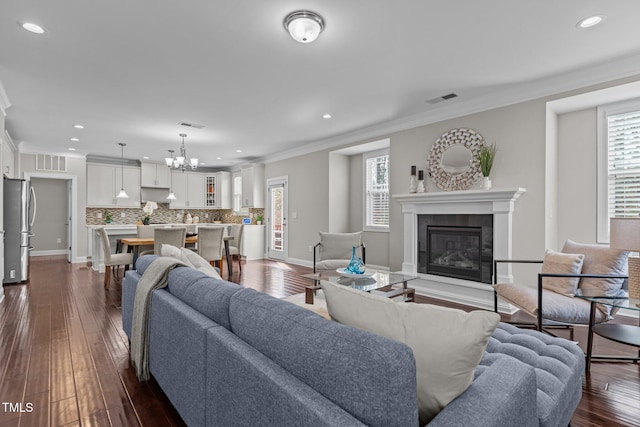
[255,215,263,225]
[104,210,113,224]
[478,142,497,189]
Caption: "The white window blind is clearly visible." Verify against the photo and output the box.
[365,153,389,229]
[607,109,640,218]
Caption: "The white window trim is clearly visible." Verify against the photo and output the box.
[363,148,390,233]
[596,98,640,243]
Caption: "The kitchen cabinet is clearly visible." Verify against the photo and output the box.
[205,172,231,209]
[241,164,265,208]
[87,163,141,207]
[170,171,205,208]
[141,162,171,188]
[3,140,15,178]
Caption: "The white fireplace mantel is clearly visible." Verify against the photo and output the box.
[393,188,526,310]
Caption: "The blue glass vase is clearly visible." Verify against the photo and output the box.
[347,246,365,274]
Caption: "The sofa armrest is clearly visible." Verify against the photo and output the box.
[427,357,537,427]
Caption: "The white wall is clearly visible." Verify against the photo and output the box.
[328,153,350,232]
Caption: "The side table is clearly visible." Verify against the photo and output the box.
[576,295,640,372]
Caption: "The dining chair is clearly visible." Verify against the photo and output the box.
[136,224,157,256]
[197,226,225,269]
[226,224,244,271]
[97,227,133,289]
[154,227,187,255]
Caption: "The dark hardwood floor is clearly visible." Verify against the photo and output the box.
[0,255,639,426]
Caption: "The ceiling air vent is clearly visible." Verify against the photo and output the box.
[426,93,458,104]
[179,122,205,129]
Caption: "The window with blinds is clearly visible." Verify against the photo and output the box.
[364,152,389,230]
[607,109,640,218]
[597,100,640,242]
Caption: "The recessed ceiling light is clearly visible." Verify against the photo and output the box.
[19,22,46,34]
[322,114,332,119]
[216,157,222,160]
[68,147,76,151]
[236,149,243,153]
[73,124,84,129]
[70,137,79,142]
[577,15,606,28]
[143,156,149,160]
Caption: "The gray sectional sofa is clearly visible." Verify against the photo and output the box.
[122,255,585,426]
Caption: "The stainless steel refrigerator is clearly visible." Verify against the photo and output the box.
[3,177,36,284]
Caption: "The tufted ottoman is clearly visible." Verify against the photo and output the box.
[479,323,584,427]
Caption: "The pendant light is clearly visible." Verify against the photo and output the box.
[166,150,177,200]
[116,143,128,199]
[165,133,198,171]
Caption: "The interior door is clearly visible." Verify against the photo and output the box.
[267,177,287,260]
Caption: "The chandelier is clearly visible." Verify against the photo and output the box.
[165,133,198,171]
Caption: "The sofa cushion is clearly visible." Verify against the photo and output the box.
[541,249,584,296]
[135,254,158,274]
[161,244,222,279]
[482,323,584,427]
[320,280,500,425]
[228,288,418,427]
[166,267,243,330]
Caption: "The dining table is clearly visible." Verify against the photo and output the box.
[119,235,235,275]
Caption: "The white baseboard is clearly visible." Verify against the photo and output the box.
[31,250,68,257]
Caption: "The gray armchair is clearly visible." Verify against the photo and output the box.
[493,241,628,340]
[313,231,365,273]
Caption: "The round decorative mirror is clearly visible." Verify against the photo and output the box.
[427,128,484,191]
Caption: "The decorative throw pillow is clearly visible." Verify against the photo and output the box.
[160,244,222,280]
[541,249,584,297]
[561,240,628,297]
[320,280,500,425]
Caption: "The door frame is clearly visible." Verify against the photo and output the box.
[23,172,78,263]
[267,176,288,261]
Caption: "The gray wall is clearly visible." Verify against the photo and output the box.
[265,75,640,270]
[31,178,68,252]
[21,153,88,261]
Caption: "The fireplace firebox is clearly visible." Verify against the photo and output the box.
[418,214,493,284]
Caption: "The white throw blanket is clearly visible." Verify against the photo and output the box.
[130,257,187,381]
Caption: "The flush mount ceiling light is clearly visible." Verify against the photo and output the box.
[284,10,324,43]
[165,134,198,171]
[577,15,606,28]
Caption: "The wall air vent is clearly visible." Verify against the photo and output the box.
[426,93,459,104]
[179,122,205,129]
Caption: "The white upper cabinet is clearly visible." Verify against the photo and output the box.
[141,162,171,188]
[170,171,205,208]
[241,165,265,208]
[87,163,140,207]
[205,172,231,209]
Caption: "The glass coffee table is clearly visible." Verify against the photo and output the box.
[302,270,418,305]
[575,294,640,372]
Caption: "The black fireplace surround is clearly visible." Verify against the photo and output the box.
[417,214,493,284]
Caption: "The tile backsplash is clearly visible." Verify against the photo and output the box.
[86,204,264,226]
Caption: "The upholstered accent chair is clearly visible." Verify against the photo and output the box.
[97,227,133,289]
[313,231,365,273]
[197,226,225,269]
[153,227,187,255]
[493,240,628,339]
[226,224,244,271]
[136,224,161,256]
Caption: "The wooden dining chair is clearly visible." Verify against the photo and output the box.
[197,226,225,269]
[153,227,187,254]
[97,227,133,289]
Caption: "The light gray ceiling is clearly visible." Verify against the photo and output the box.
[1,1,640,168]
